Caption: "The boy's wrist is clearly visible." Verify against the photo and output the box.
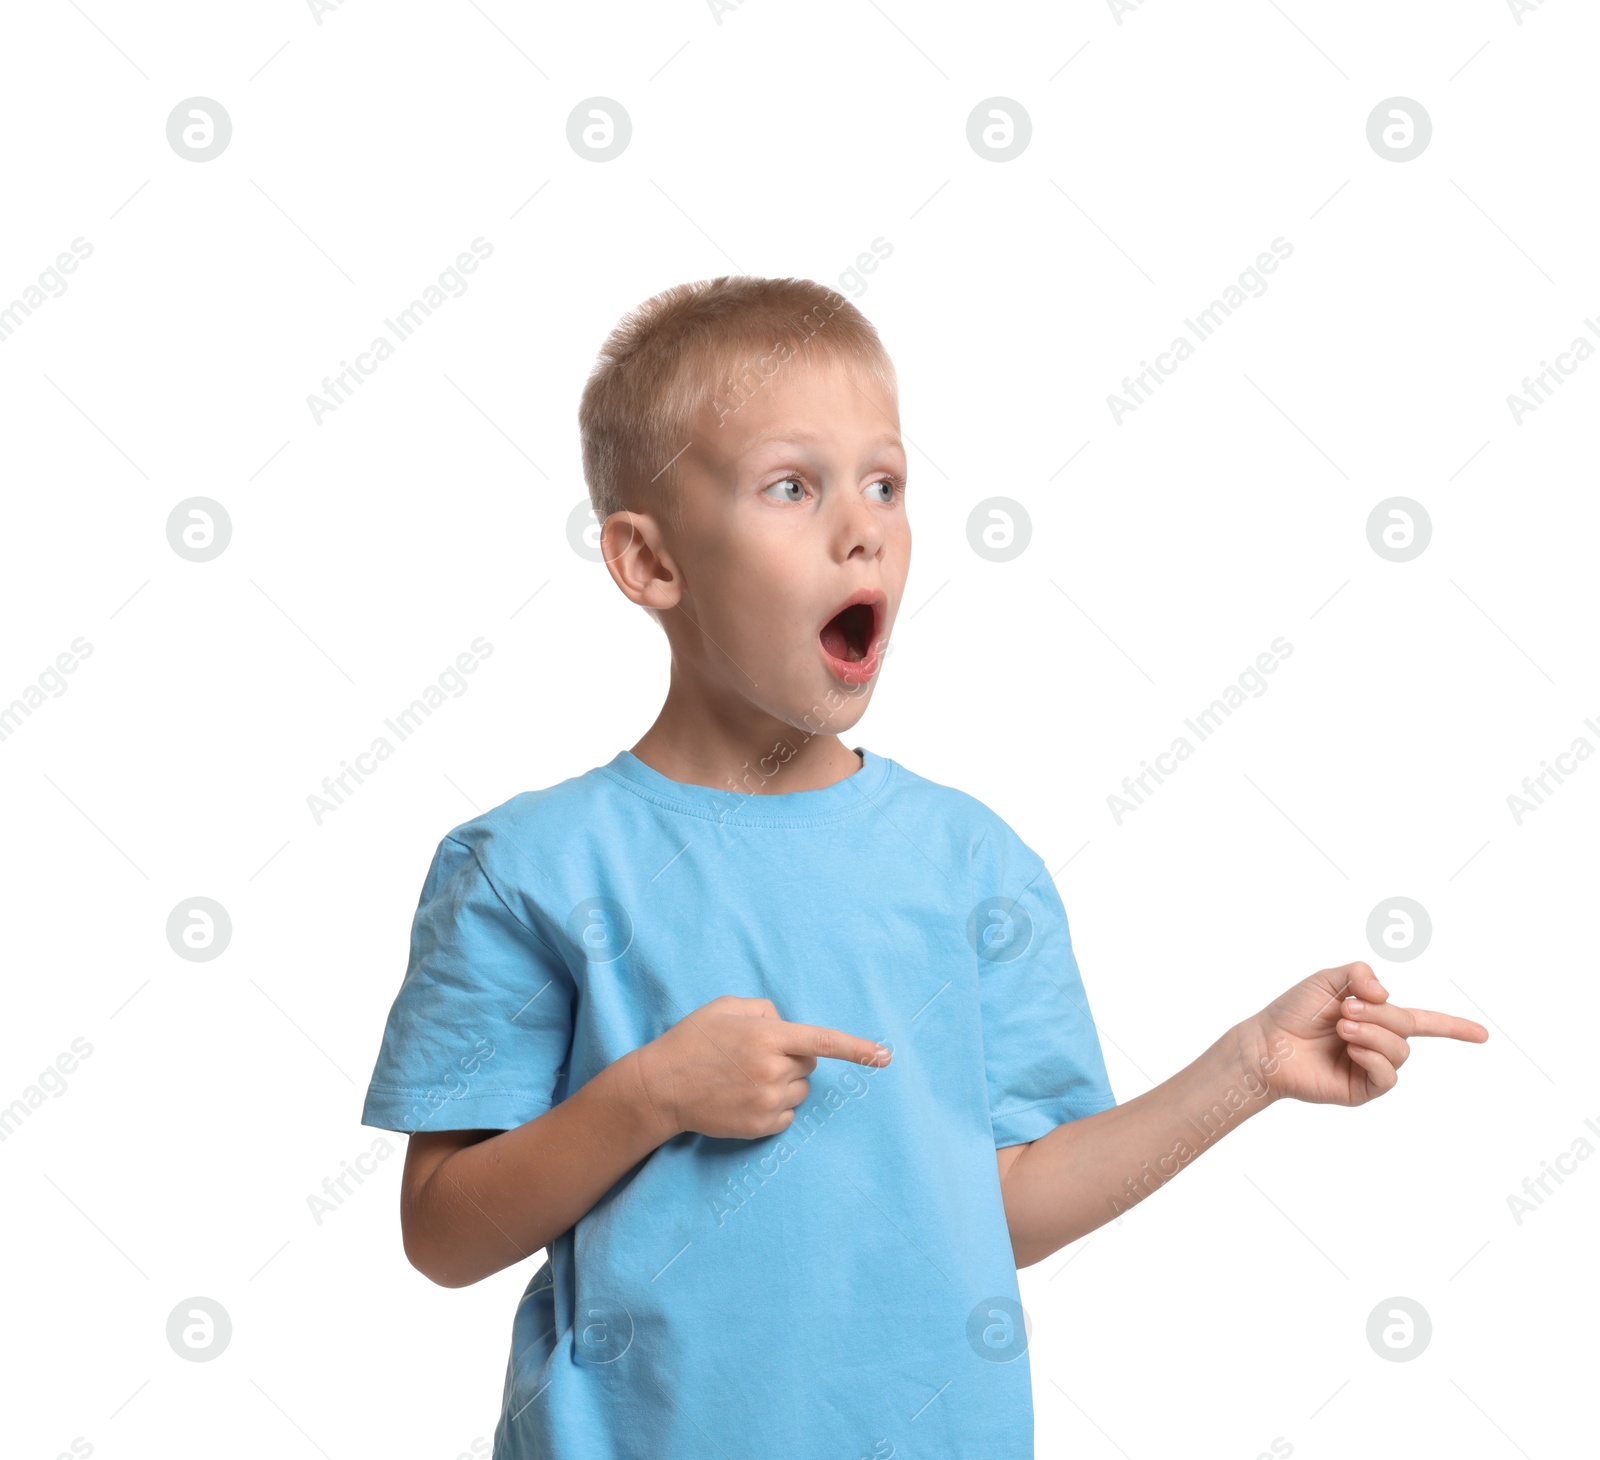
[1228,1016,1288,1107]
[617,1041,684,1145]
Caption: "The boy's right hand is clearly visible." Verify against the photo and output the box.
[632,995,891,1141]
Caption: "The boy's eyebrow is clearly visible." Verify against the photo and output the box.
[739,428,904,454]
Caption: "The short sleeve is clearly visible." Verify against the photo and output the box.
[360,833,577,1135]
[976,832,1116,1148]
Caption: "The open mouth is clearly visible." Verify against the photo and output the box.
[820,602,876,663]
[818,591,886,683]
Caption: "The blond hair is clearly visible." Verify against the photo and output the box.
[578,275,897,534]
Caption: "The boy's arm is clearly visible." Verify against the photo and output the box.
[401,1046,675,1288]
[996,960,1488,1269]
[399,993,891,1287]
[996,1024,1270,1269]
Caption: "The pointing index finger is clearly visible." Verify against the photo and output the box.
[778,1020,892,1067]
[1401,1005,1490,1043]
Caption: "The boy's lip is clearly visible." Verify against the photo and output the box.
[818,588,887,686]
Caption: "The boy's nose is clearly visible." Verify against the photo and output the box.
[828,493,887,560]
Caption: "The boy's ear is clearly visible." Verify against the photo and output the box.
[600,510,681,614]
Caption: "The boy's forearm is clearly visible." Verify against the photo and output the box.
[999,1023,1282,1268]
[409,1048,677,1287]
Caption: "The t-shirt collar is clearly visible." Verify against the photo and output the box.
[598,745,890,823]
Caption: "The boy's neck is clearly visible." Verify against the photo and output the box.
[628,724,863,796]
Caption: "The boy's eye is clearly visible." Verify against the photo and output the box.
[762,475,904,504]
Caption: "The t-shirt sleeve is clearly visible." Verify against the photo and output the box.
[976,826,1117,1148]
[360,832,577,1135]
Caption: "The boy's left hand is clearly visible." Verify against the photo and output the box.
[1239,961,1489,1108]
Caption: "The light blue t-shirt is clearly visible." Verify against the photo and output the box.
[361,746,1116,1460]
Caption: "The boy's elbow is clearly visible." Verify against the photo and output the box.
[401,1204,473,1288]
[399,1136,483,1287]
[1011,1239,1048,1271]
[404,1228,476,1288]
[396,1135,533,1288]
[402,1206,517,1288]
[402,1220,445,1285]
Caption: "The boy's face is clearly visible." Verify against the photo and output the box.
[607,351,910,740]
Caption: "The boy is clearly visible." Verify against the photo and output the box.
[360,276,1489,1459]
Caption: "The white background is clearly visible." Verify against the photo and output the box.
[2,2,1594,1457]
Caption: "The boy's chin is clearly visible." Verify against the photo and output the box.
[793,679,874,726]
